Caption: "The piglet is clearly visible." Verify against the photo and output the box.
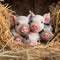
[43,13,55,33]
[29,11,45,33]
[10,15,30,36]
[40,30,54,44]
[11,28,23,42]
[23,32,40,46]
[40,13,54,43]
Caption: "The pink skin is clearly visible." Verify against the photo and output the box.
[10,15,17,26]
[31,22,39,32]
[20,26,29,34]
[42,33,50,39]
[10,15,15,26]
[43,13,50,24]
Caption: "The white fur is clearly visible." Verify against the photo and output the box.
[15,16,30,34]
[30,15,45,32]
[44,24,53,32]
[16,16,29,26]
[11,28,23,41]
[11,28,19,36]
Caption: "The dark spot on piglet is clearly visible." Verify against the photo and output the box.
[37,40,40,42]
[24,35,29,40]
[40,39,48,44]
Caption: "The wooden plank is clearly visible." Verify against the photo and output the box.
[34,0,59,15]
[4,0,59,15]
[9,0,35,15]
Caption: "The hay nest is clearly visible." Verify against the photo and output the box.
[0,1,60,60]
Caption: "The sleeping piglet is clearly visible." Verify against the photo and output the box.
[23,32,40,46]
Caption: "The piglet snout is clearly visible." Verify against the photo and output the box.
[32,25,38,30]
[31,23,39,32]
[43,33,49,39]
[21,26,29,34]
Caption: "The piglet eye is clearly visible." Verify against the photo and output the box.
[25,35,29,40]
[41,21,43,23]
[37,40,40,42]
[16,22,20,26]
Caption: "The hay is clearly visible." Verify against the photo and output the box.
[0,1,60,60]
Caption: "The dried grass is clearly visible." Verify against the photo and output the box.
[0,1,60,60]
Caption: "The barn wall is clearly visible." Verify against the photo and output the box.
[4,0,59,15]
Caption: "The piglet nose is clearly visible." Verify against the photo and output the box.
[21,26,28,33]
[32,25,38,30]
[43,33,49,38]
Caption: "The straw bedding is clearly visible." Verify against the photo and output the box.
[0,1,60,60]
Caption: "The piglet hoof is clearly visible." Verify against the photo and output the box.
[15,37,21,43]
[29,43,34,47]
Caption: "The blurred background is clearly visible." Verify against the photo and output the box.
[2,0,59,15]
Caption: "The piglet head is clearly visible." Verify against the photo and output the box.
[30,15,44,33]
[28,11,45,33]
[15,16,30,35]
[40,30,54,42]
[43,13,50,24]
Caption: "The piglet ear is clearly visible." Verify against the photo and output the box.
[43,13,50,24]
[27,10,35,18]
[10,15,16,26]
